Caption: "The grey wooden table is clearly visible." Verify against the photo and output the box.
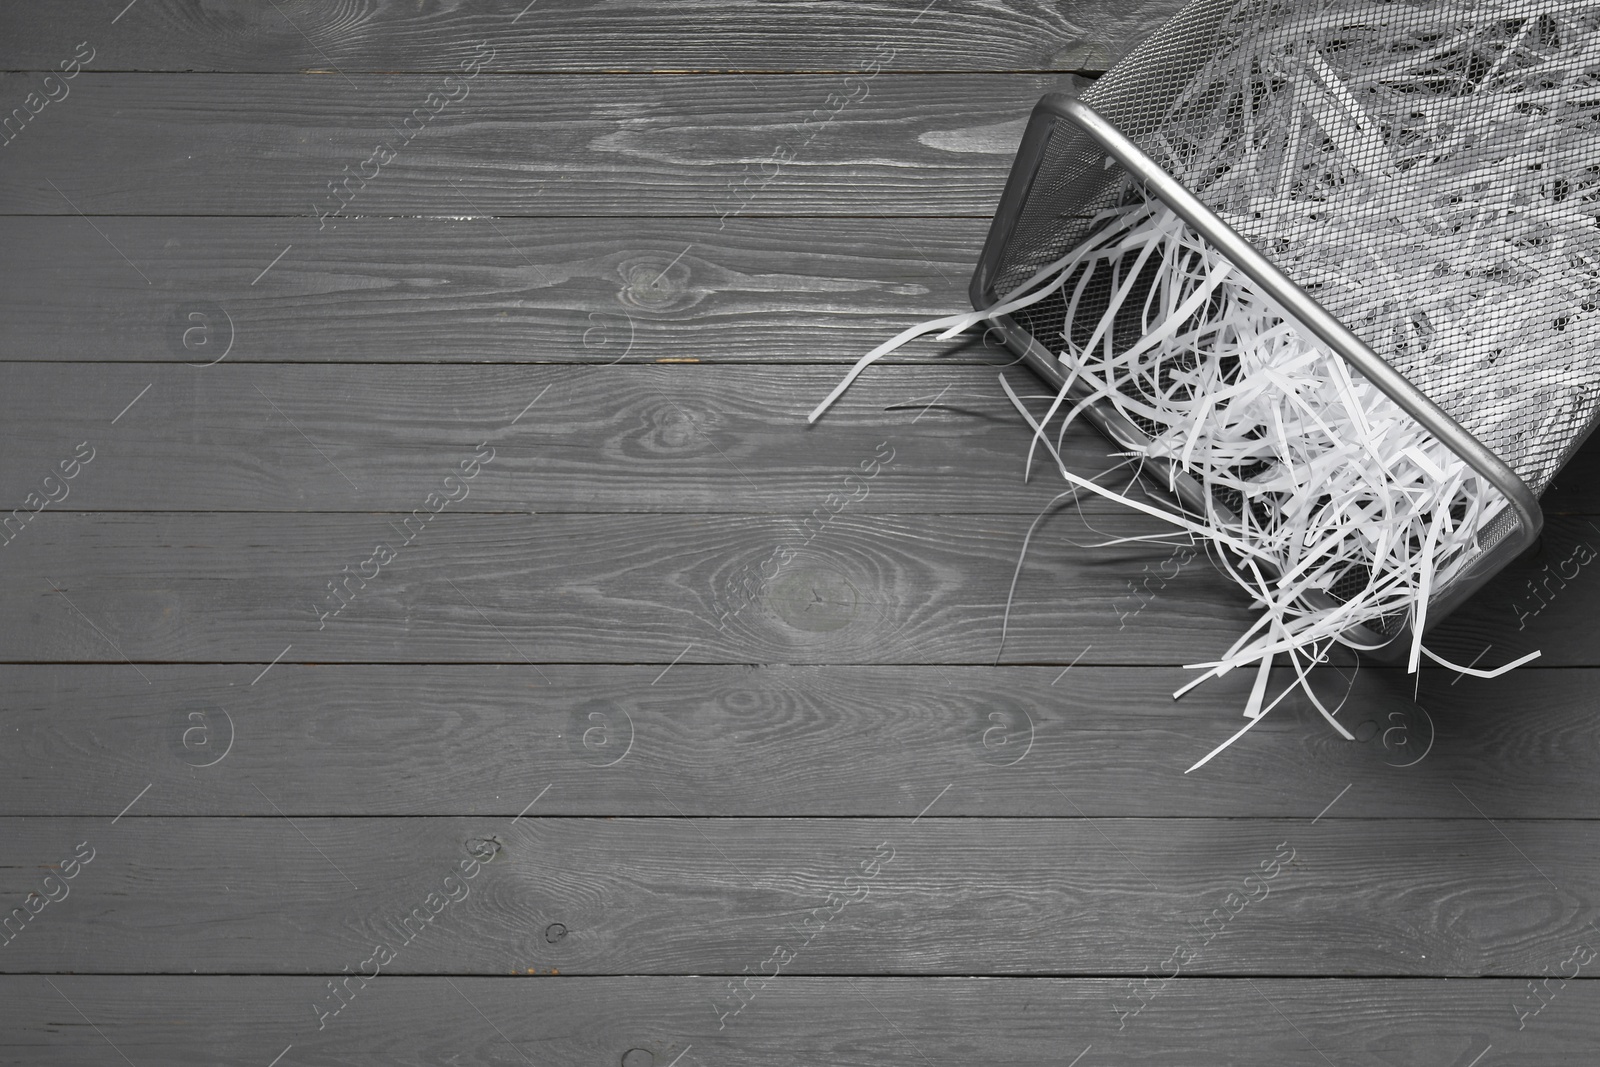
[1,2,1597,1064]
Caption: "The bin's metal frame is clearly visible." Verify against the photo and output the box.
[971,93,1544,658]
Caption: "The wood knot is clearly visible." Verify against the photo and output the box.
[766,567,860,632]
[618,252,695,311]
[648,404,700,450]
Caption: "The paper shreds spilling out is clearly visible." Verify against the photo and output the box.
[807,0,1600,766]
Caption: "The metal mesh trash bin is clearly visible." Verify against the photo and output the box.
[972,0,1600,657]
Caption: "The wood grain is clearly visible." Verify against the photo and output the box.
[0,816,1595,976]
[0,662,1594,819]
[0,509,1245,664]
[0,0,1178,72]
[0,361,1198,514]
[4,360,1595,514]
[0,216,988,363]
[2,976,1593,1067]
[1,510,1594,664]
[0,73,1075,216]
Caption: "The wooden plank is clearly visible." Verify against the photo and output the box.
[1,976,1595,1066]
[0,362,1163,514]
[5,360,1595,514]
[0,816,1595,975]
[0,509,1240,665]
[4,976,1594,1067]
[0,216,990,363]
[0,663,1595,819]
[0,0,1179,72]
[0,73,1073,216]
[1,511,1595,664]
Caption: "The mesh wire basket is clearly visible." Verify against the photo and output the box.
[972,0,1600,656]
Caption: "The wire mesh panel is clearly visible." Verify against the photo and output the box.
[976,0,1600,650]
